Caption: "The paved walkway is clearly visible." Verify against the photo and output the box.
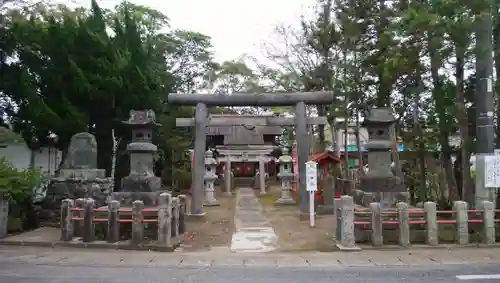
[230,187,278,253]
[1,246,500,268]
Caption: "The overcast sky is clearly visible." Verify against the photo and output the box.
[55,0,316,63]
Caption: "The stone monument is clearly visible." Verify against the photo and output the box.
[275,148,296,205]
[45,133,113,218]
[357,108,407,208]
[203,149,219,206]
[112,110,167,206]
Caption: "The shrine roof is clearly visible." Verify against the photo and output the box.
[311,151,341,163]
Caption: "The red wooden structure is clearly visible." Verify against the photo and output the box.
[310,151,341,201]
[291,151,341,201]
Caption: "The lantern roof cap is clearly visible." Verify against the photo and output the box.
[122,110,161,127]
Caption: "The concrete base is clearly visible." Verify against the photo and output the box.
[275,198,296,205]
[258,191,269,196]
[317,204,335,215]
[298,212,316,221]
[203,200,220,207]
[186,212,206,221]
[336,242,362,251]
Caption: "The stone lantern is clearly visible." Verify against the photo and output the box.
[275,148,296,205]
[121,110,163,193]
[203,149,219,206]
[359,108,405,208]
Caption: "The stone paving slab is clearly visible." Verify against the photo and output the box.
[230,187,278,253]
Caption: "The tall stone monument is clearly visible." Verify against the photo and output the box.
[45,133,113,218]
[358,108,406,208]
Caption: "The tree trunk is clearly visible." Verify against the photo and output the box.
[455,45,473,203]
[493,8,500,147]
[355,109,364,176]
[428,32,459,202]
[343,121,349,178]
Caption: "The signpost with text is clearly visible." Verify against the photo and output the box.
[305,161,318,228]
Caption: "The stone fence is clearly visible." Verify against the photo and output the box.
[335,195,497,250]
[60,193,186,250]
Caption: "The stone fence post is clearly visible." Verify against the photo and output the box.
[131,200,144,246]
[172,197,180,238]
[370,202,382,246]
[0,199,8,239]
[482,201,495,244]
[74,198,85,238]
[397,202,410,247]
[178,194,186,235]
[334,197,341,241]
[454,201,469,245]
[107,200,120,243]
[82,198,95,243]
[335,195,359,250]
[60,199,74,241]
[424,201,438,245]
[157,193,172,247]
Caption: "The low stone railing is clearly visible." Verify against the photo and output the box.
[335,195,497,250]
[60,193,186,250]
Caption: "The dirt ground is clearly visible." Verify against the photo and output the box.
[180,190,236,252]
[259,186,336,252]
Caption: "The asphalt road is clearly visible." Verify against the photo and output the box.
[0,261,499,283]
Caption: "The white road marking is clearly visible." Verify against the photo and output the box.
[456,274,500,280]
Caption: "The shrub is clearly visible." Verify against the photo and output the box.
[0,158,45,201]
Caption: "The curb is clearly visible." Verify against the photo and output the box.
[3,239,500,253]
[0,240,178,252]
[356,243,500,251]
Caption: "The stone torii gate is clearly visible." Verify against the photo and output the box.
[167,92,334,217]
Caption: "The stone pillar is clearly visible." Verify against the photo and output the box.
[74,198,85,238]
[370,202,383,246]
[424,201,438,245]
[259,158,267,195]
[157,193,172,247]
[359,108,404,208]
[107,200,120,243]
[225,158,232,195]
[60,199,74,241]
[295,101,310,215]
[172,197,180,237]
[482,201,495,244]
[275,148,296,205]
[334,197,342,240]
[0,199,8,239]
[335,195,360,250]
[203,149,219,206]
[178,195,186,235]
[82,198,95,243]
[192,103,208,216]
[397,202,410,247]
[454,201,469,245]
[131,200,144,246]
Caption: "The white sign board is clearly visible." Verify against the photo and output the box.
[305,161,318,192]
[484,155,500,188]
